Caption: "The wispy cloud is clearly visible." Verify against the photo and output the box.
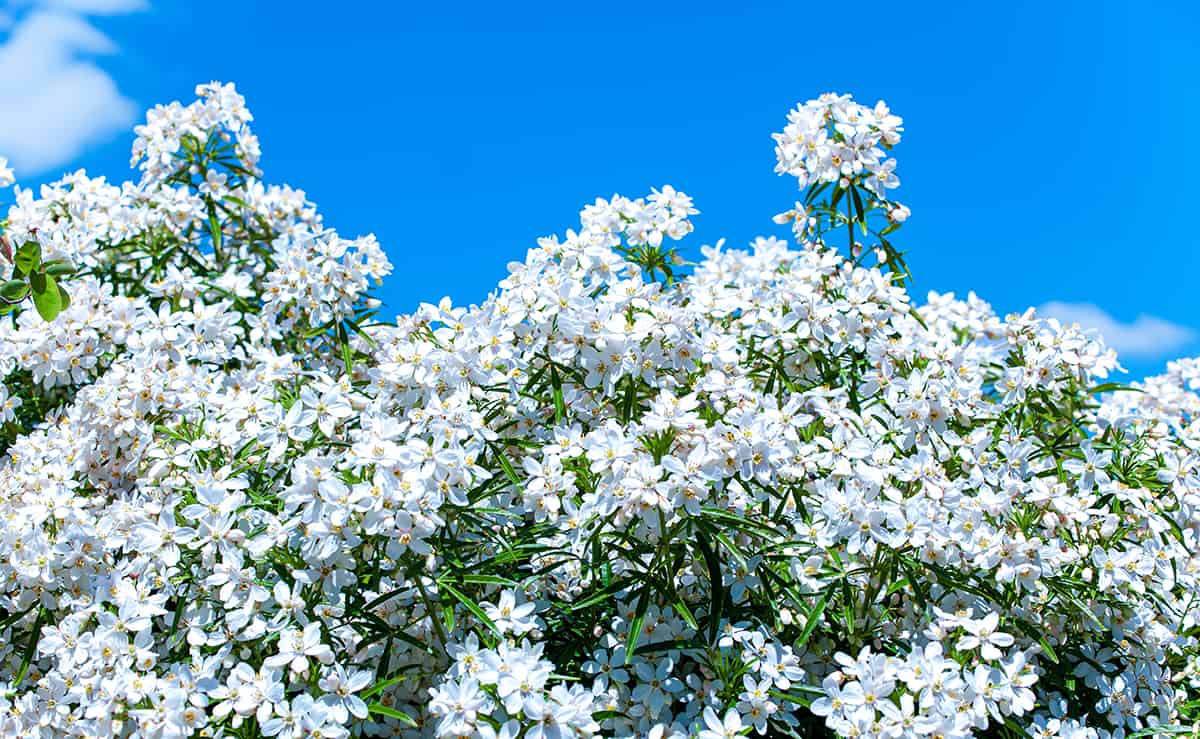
[0,0,144,177]
[1038,301,1195,359]
[38,0,146,13]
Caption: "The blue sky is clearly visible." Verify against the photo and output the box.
[1,0,1197,378]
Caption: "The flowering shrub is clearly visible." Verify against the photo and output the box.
[0,85,1197,739]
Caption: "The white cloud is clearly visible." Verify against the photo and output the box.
[1038,301,1195,359]
[0,1,144,177]
[40,0,147,13]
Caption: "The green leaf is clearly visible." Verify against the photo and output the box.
[850,185,865,225]
[694,529,724,645]
[700,505,782,536]
[670,596,699,632]
[1036,634,1059,665]
[566,577,635,612]
[794,592,829,651]
[207,200,223,254]
[1125,726,1196,738]
[14,241,40,275]
[624,587,651,663]
[632,637,704,655]
[620,375,638,424]
[803,181,830,206]
[0,603,37,633]
[0,279,28,303]
[550,363,567,424]
[336,321,354,373]
[491,443,521,487]
[303,318,335,338]
[769,686,821,708]
[1089,382,1140,395]
[591,710,623,722]
[708,528,748,567]
[344,315,379,348]
[31,272,62,321]
[363,673,410,699]
[13,607,45,688]
[454,573,520,587]
[42,261,75,278]
[367,703,418,727]
[439,582,502,638]
[358,585,410,614]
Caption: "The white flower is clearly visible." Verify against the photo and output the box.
[317,665,372,722]
[482,590,537,635]
[264,622,335,674]
[697,707,745,739]
[956,613,1016,662]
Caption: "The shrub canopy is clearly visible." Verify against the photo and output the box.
[0,85,1197,739]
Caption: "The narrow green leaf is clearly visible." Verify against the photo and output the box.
[1037,635,1059,665]
[624,587,651,663]
[794,592,828,651]
[550,363,567,424]
[620,375,637,423]
[439,582,502,638]
[850,185,865,225]
[363,674,409,699]
[1089,382,1140,395]
[830,186,845,211]
[1125,726,1196,738]
[769,686,821,708]
[13,607,45,687]
[367,703,418,726]
[207,201,223,254]
[566,577,634,612]
[670,597,699,632]
[492,443,521,487]
[694,529,724,645]
[453,573,519,587]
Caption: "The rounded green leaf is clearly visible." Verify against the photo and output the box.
[43,261,75,278]
[0,279,29,302]
[31,273,61,321]
[14,242,40,276]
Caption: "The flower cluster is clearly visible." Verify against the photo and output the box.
[772,92,902,198]
[770,93,909,269]
[132,81,260,187]
[0,83,1196,739]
